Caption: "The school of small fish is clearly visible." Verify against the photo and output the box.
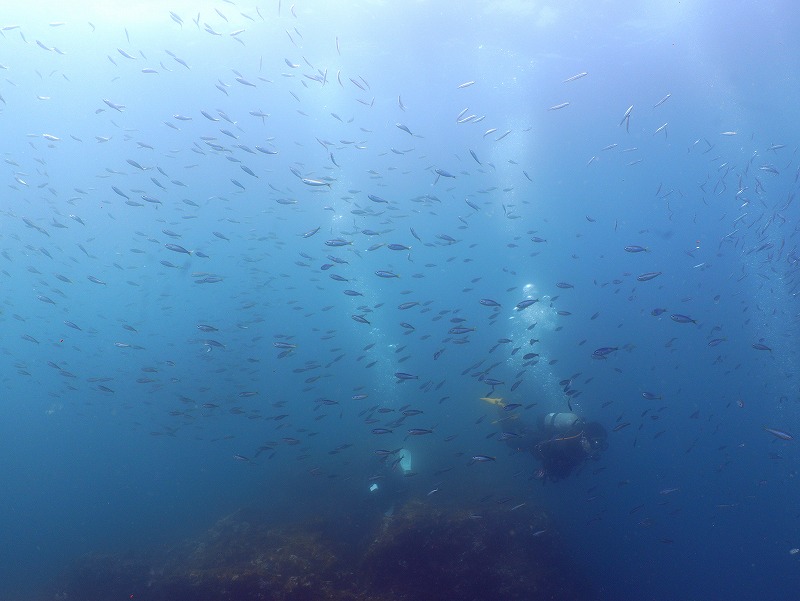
[1,2,798,563]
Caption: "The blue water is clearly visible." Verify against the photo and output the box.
[1,1,799,599]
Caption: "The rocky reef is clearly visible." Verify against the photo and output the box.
[53,501,597,600]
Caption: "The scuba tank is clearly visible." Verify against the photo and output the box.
[542,412,580,434]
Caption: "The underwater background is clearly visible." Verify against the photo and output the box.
[1,1,799,599]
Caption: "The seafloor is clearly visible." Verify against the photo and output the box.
[51,500,598,600]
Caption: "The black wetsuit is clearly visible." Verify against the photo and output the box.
[501,415,607,482]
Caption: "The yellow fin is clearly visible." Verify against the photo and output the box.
[480,396,505,407]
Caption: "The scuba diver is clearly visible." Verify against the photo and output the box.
[364,447,414,516]
[482,397,608,482]
[534,411,607,481]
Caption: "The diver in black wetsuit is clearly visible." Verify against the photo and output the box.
[487,398,607,482]
[365,447,413,516]
[532,413,607,481]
